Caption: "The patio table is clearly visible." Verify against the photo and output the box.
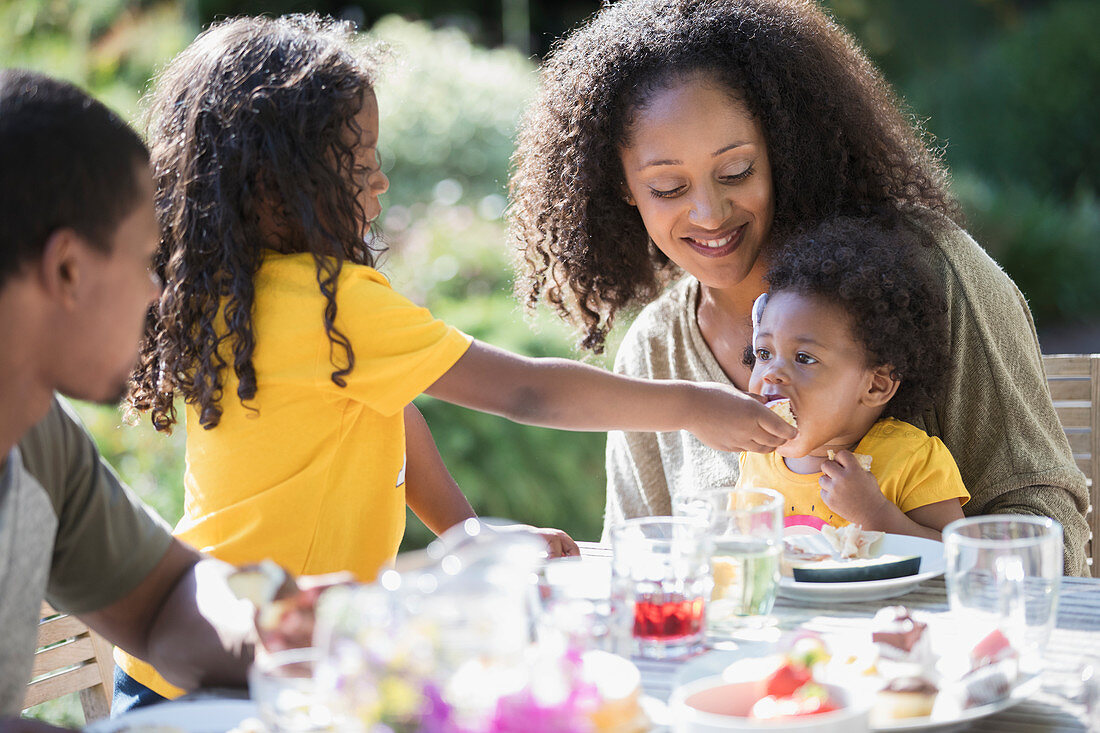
[577,541,1100,732]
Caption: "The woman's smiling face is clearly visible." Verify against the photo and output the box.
[618,73,775,291]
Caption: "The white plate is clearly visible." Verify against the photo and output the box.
[779,534,945,603]
[872,673,1040,731]
[674,649,1038,732]
[84,699,257,733]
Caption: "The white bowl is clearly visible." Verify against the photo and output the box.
[669,675,871,733]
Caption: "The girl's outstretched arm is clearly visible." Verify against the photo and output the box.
[423,340,796,453]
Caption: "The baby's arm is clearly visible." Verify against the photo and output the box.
[403,403,579,558]
[423,340,796,453]
[818,450,963,540]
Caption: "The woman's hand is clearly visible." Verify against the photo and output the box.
[684,383,798,453]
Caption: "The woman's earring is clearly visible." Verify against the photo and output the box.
[623,193,636,206]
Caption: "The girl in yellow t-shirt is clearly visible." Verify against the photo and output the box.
[737,216,969,537]
[115,15,798,706]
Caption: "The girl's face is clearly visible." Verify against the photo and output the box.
[748,291,897,458]
[352,90,389,232]
[619,74,775,292]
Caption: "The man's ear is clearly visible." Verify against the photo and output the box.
[37,228,86,307]
[863,364,900,408]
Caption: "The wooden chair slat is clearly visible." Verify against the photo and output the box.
[23,663,103,709]
[1049,379,1092,401]
[36,614,93,648]
[24,603,113,722]
[1055,405,1091,429]
[30,636,97,678]
[1044,354,1099,578]
[1044,355,1092,377]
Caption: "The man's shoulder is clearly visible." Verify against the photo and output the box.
[18,396,90,509]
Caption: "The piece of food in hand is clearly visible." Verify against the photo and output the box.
[826,449,873,471]
[873,676,938,720]
[766,398,797,428]
[821,524,884,559]
[227,560,298,632]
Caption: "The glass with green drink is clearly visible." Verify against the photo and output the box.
[675,486,783,635]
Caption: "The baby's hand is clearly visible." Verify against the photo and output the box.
[818,450,889,526]
[687,384,798,453]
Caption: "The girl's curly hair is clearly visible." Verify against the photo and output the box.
[128,14,383,431]
[509,0,961,353]
[761,217,949,423]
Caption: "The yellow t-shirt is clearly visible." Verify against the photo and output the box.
[117,253,471,696]
[737,418,969,529]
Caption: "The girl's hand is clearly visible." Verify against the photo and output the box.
[492,524,580,558]
[818,450,889,525]
[686,384,798,453]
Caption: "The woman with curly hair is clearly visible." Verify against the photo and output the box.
[509,0,1087,571]
[738,217,968,539]
[115,12,797,707]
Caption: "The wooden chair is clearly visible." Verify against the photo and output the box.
[23,602,114,723]
[1043,353,1100,577]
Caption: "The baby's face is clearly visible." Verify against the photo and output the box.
[748,291,890,458]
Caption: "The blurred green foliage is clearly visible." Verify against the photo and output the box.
[828,0,1100,325]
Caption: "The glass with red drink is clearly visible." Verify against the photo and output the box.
[610,516,711,659]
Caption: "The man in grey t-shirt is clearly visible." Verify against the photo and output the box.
[0,70,257,730]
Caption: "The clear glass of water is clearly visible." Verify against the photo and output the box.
[943,515,1063,675]
[250,647,339,732]
[675,487,783,636]
[609,516,711,660]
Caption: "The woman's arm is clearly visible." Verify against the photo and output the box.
[922,223,1089,574]
[423,340,796,453]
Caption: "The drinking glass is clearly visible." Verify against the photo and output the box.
[250,647,339,732]
[675,487,783,635]
[536,556,617,653]
[943,515,1062,675]
[609,516,711,659]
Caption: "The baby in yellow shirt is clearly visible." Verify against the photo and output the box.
[738,217,969,539]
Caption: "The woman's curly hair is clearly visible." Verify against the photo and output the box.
[128,14,383,431]
[760,217,949,423]
[509,0,961,353]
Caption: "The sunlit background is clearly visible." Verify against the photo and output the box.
[5,0,1098,722]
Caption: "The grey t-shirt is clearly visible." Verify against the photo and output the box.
[0,397,173,715]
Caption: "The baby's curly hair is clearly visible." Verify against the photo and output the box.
[509,0,961,353]
[128,14,384,432]
[759,217,949,422]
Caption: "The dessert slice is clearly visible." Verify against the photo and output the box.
[873,676,938,720]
